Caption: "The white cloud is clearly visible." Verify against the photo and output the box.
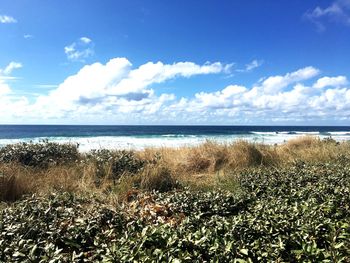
[35,84,58,89]
[108,61,225,96]
[236,59,263,73]
[64,37,94,62]
[305,0,350,31]
[165,67,350,123]
[313,76,348,88]
[80,37,92,44]
[0,62,30,122]
[24,34,34,39]
[0,62,22,95]
[2,60,350,124]
[1,62,22,75]
[29,58,229,120]
[0,15,17,23]
[193,85,247,109]
[244,60,263,72]
[0,95,30,123]
[259,66,319,93]
[245,60,263,71]
[0,82,11,96]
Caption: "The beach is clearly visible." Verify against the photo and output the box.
[1,125,350,151]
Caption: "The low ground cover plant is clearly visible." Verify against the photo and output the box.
[0,159,349,262]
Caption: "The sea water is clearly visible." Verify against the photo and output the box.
[0,125,349,152]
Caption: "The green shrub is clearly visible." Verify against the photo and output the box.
[0,193,126,262]
[0,141,80,168]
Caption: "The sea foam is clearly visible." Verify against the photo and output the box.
[0,131,349,152]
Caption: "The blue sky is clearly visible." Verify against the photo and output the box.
[0,0,350,125]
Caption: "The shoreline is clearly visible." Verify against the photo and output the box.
[1,133,350,152]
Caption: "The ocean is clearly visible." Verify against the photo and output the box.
[0,125,350,152]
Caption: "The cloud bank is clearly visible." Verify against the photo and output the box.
[174,67,350,123]
[1,58,350,124]
[31,58,228,121]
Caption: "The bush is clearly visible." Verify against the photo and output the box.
[84,149,145,181]
[0,193,126,262]
[0,141,80,168]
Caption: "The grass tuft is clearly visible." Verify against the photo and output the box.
[140,164,177,192]
[0,165,32,202]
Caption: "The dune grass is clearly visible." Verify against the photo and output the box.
[0,136,349,203]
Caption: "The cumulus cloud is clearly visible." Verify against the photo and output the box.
[64,37,94,62]
[259,66,319,94]
[0,15,17,23]
[0,82,11,96]
[305,0,350,31]
[0,62,30,122]
[2,59,350,124]
[168,68,350,123]
[313,76,348,88]
[0,62,22,95]
[0,62,22,103]
[35,84,58,89]
[29,58,229,120]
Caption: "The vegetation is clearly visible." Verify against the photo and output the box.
[0,141,79,168]
[0,137,350,262]
[83,149,145,184]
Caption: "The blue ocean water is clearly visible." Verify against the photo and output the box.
[0,125,350,151]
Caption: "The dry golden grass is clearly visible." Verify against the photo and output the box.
[137,147,188,173]
[136,137,350,191]
[0,163,110,202]
[277,136,347,163]
[0,164,34,202]
[145,140,277,175]
[140,164,177,192]
[226,140,264,168]
[1,136,349,202]
[185,141,229,173]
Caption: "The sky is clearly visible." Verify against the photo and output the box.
[0,0,350,125]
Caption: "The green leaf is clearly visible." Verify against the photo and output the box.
[334,242,344,249]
